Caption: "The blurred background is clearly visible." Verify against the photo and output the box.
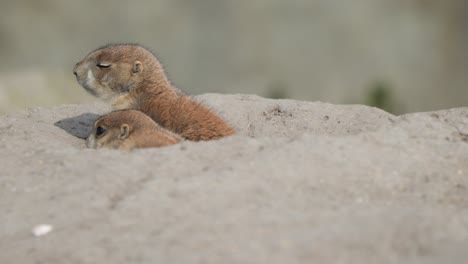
[0,0,467,115]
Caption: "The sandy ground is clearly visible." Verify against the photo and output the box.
[1,94,468,264]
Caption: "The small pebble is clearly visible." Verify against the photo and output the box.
[32,224,53,237]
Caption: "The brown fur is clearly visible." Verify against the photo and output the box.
[74,44,235,141]
[87,110,181,150]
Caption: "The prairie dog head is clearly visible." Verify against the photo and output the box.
[87,110,181,150]
[73,44,168,104]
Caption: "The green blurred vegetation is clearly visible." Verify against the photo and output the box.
[365,81,399,114]
[0,1,467,114]
[266,81,289,99]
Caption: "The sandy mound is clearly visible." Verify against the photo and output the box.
[1,94,467,264]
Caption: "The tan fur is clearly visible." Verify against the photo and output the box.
[74,44,235,141]
[87,110,181,150]
[111,93,135,110]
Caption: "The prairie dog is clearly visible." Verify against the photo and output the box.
[74,44,235,141]
[87,110,181,150]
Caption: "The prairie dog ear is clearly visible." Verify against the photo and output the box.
[132,61,143,75]
[120,124,130,139]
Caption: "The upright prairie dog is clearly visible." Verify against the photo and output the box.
[87,109,181,150]
[74,44,235,141]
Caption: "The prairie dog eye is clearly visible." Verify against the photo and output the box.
[97,62,111,68]
[96,126,107,136]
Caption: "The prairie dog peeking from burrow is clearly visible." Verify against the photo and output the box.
[74,43,235,141]
[87,110,181,150]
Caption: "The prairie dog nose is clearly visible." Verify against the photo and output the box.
[73,62,83,76]
[73,63,79,76]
